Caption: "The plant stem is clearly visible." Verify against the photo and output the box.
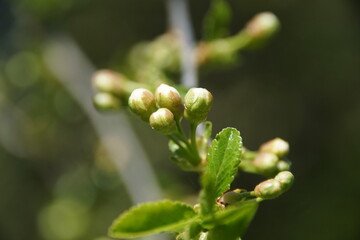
[175,120,201,166]
[190,123,201,165]
[176,119,187,138]
[168,135,186,149]
[175,120,194,152]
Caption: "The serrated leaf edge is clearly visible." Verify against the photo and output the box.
[208,127,242,197]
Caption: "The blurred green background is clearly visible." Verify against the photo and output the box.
[1,0,360,239]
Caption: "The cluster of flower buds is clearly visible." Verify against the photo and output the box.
[128,84,213,135]
[92,70,125,111]
[92,69,147,111]
[129,32,180,74]
[254,171,294,199]
[240,138,290,176]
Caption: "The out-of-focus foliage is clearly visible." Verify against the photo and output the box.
[10,0,92,20]
[203,0,232,41]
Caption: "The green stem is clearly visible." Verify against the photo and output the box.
[190,123,201,165]
[176,119,187,138]
[175,120,193,151]
[174,120,202,166]
[168,135,186,149]
[168,135,196,162]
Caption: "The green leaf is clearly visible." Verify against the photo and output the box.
[203,0,232,41]
[109,200,197,238]
[202,121,213,139]
[200,128,243,215]
[205,200,258,240]
[176,221,203,240]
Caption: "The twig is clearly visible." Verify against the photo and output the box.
[167,0,205,135]
[166,0,198,88]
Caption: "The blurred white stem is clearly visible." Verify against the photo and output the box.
[167,0,197,88]
[43,33,163,205]
[167,0,205,134]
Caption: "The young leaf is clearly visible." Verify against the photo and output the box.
[205,200,258,240]
[203,0,232,41]
[176,221,203,240]
[202,121,213,139]
[200,128,243,215]
[109,200,197,238]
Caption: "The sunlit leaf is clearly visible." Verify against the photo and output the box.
[205,200,258,240]
[109,200,197,238]
[200,128,243,215]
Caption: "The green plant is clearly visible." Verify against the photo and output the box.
[92,1,294,239]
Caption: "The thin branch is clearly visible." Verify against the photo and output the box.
[166,0,198,88]
[167,0,205,135]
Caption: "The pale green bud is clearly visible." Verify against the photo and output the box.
[260,137,289,157]
[275,171,294,191]
[92,70,124,95]
[254,179,282,199]
[277,160,291,172]
[253,152,279,174]
[184,88,213,124]
[128,88,157,121]
[245,12,280,40]
[154,84,183,119]
[149,108,177,135]
[217,189,247,206]
[93,92,121,111]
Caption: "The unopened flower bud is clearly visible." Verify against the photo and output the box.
[184,88,213,124]
[253,152,279,174]
[128,88,157,121]
[245,12,280,40]
[260,137,289,157]
[277,160,291,172]
[254,179,282,199]
[149,108,177,135]
[92,70,125,95]
[217,189,247,206]
[275,171,294,192]
[154,84,183,119]
[93,92,121,111]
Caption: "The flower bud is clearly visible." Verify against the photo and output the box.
[277,160,291,172]
[184,88,213,124]
[275,171,294,192]
[253,152,279,175]
[149,108,177,135]
[92,70,125,95]
[217,189,247,206]
[128,88,157,121]
[93,92,121,111]
[245,12,280,40]
[260,137,289,157]
[254,179,282,199]
[154,84,183,119]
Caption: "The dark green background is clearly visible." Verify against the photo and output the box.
[0,0,359,239]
